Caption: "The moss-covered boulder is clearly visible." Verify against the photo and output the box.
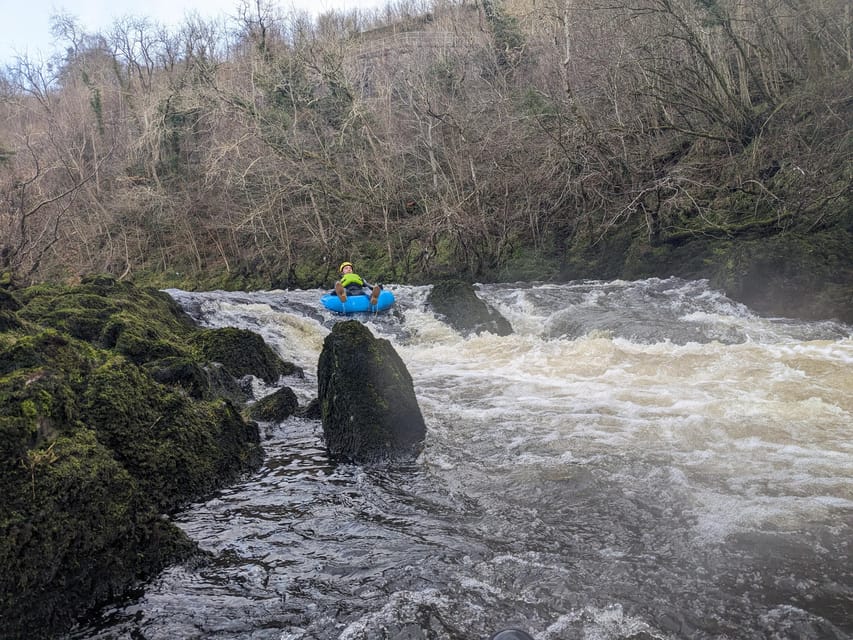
[192,327,303,384]
[81,356,262,512]
[710,229,853,324]
[14,273,301,388]
[0,329,205,638]
[143,357,247,404]
[247,386,300,422]
[427,279,513,336]
[16,275,196,364]
[0,277,273,638]
[317,320,426,462]
[1,430,196,639]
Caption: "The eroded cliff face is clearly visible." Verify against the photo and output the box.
[560,214,853,325]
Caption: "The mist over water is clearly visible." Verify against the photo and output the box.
[68,278,852,640]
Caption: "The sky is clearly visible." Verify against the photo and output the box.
[0,0,389,65]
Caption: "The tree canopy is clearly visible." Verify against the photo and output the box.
[1,0,850,319]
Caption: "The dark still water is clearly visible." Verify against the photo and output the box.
[68,279,853,640]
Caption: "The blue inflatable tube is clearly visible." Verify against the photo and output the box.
[321,289,395,314]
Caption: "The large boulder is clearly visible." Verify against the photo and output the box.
[427,279,513,336]
[16,275,194,363]
[317,321,426,462]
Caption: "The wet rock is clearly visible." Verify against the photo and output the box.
[490,630,535,640]
[81,357,263,513]
[0,278,266,638]
[317,320,426,462]
[248,386,299,421]
[145,356,215,399]
[296,397,322,420]
[0,429,197,640]
[192,326,302,384]
[144,357,247,404]
[427,279,513,336]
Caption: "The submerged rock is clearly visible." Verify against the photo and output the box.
[296,397,322,420]
[317,320,426,462]
[427,279,513,336]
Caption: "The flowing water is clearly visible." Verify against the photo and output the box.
[68,278,852,640]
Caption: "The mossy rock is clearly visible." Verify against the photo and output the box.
[82,356,262,512]
[192,327,302,384]
[247,386,299,422]
[0,330,97,464]
[17,276,198,364]
[144,357,247,403]
[0,328,93,377]
[0,429,196,639]
[0,278,268,637]
[317,320,425,462]
[144,356,214,399]
[710,230,853,323]
[427,279,513,336]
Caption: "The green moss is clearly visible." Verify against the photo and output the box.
[707,228,853,322]
[192,326,300,384]
[0,429,196,639]
[0,277,266,637]
[499,246,560,281]
[17,275,198,363]
[80,356,261,511]
[0,337,90,467]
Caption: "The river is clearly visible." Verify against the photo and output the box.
[67,278,852,640]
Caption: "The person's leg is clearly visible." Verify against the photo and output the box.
[334,282,347,302]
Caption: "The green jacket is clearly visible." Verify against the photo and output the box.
[340,273,365,287]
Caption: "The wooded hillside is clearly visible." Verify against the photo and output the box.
[1,0,850,320]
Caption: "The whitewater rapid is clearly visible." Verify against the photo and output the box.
[68,278,852,640]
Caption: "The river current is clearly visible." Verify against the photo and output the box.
[67,278,852,640]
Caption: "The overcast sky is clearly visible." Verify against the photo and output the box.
[1,0,389,65]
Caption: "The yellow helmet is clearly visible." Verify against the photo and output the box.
[338,261,353,273]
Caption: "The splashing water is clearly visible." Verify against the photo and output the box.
[68,278,853,640]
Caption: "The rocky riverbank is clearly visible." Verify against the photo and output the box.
[0,275,302,639]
